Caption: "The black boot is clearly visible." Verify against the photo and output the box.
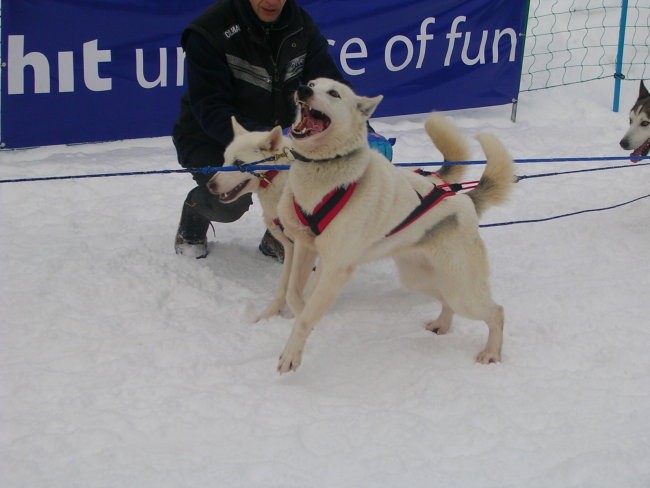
[174,196,210,259]
[174,202,210,259]
[174,186,253,259]
[258,229,285,263]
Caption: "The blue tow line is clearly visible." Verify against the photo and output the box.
[0,156,648,184]
[0,156,647,228]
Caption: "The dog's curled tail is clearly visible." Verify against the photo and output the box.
[424,113,470,184]
[467,134,516,217]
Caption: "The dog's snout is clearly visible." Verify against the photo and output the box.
[297,84,313,101]
[208,180,218,194]
[620,138,630,150]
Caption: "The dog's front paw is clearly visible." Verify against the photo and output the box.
[277,343,304,373]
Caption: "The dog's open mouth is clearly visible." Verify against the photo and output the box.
[218,180,250,202]
[630,138,650,162]
[291,102,331,139]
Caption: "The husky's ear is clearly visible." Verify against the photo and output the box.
[357,95,383,118]
[231,116,248,136]
[266,126,285,152]
[639,80,649,100]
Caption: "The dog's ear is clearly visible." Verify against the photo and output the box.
[640,80,649,100]
[231,116,248,136]
[266,125,285,152]
[357,95,383,118]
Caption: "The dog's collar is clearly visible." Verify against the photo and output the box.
[289,148,361,163]
[258,170,279,189]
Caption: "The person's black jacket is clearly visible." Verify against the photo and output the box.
[172,0,347,169]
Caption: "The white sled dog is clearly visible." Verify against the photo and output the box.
[206,120,302,322]
[207,114,470,322]
[276,78,515,373]
[620,80,650,162]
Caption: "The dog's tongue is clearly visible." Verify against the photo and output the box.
[294,114,326,133]
[630,138,650,163]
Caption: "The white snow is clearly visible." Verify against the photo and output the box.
[1,78,649,487]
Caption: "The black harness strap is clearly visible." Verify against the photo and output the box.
[386,184,460,237]
[289,148,361,164]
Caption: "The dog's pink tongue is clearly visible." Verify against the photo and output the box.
[630,138,650,163]
[294,114,323,133]
[305,116,325,133]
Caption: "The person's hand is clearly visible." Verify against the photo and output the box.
[368,132,395,161]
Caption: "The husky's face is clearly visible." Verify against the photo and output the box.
[207,118,286,203]
[620,80,650,162]
[290,78,383,158]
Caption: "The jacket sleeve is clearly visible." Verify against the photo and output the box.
[184,32,237,146]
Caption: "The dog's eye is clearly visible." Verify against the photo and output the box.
[328,89,341,99]
[233,159,244,167]
[308,81,315,88]
[642,121,650,127]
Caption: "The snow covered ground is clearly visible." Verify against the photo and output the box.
[1,77,649,487]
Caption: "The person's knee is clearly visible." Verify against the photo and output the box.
[187,186,252,223]
[175,141,224,187]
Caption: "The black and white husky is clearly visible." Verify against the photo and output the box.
[620,80,650,162]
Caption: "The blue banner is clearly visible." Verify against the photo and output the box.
[0,0,529,149]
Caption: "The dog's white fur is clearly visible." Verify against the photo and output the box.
[208,113,471,323]
[206,120,316,322]
[276,78,515,373]
[620,80,650,162]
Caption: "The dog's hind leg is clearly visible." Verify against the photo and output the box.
[475,303,503,364]
[393,253,455,334]
[278,264,355,373]
[439,288,503,363]
[444,280,503,364]
[424,229,504,363]
[425,300,454,335]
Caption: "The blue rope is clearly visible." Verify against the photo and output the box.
[1,155,648,184]
[1,155,647,228]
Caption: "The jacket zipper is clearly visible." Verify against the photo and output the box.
[270,27,303,126]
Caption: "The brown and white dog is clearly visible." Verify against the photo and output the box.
[276,78,515,373]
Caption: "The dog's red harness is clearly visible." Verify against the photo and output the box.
[385,184,459,237]
[293,176,460,237]
[294,183,358,235]
[384,168,461,236]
